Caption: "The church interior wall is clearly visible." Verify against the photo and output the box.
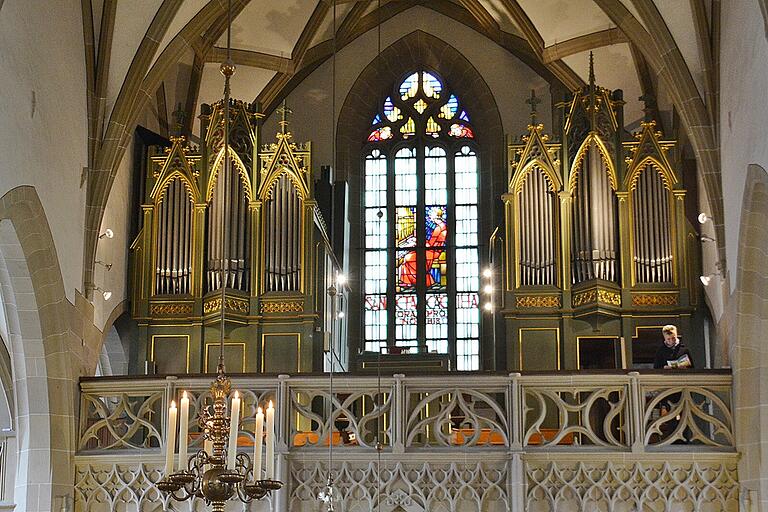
[719,0,768,505]
[0,0,88,302]
[719,0,768,296]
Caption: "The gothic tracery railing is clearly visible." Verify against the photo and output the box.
[78,371,733,455]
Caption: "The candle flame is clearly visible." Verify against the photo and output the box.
[182,391,188,399]
[268,400,273,408]
[234,390,239,399]
[257,407,263,414]
[170,400,177,408]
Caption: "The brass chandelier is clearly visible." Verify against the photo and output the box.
[157,0,282,509]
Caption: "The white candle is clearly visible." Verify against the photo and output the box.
[253,407,264,480]
[227,392,241,470]
[265,400,275,479]
[164,401,177,476]
[178,392,189,472]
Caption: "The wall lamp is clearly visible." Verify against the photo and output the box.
[98,228,114,239]
[90,285,112,300]
[699,273,719,286]
[95,260,113,271]
[697,213,710,224]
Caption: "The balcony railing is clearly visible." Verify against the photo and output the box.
[77,370,734,456]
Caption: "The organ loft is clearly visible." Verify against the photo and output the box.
[129,56,706,375]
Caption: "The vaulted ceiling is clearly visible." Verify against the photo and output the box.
[81,0,723,288]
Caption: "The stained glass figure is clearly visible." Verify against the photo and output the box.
[396,207,417,248]
[425,207,447,247]
[400,73,418,100]
[426,249,447,291]
[449,123,474,138]
[396,249,417,292]
[368,126,392,142]
[422,72,442,99]
[414,99,428,114]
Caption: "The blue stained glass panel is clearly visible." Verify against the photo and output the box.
[422,72,442,98]
[400,73,419,100]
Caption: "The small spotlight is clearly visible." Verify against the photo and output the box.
[336,273,347,287]
[483,302,493,311]
[697,213,709,224]
[700,273,718,286]
[482,267,493,279]
[95,260,113,271]
[483,284,493,294]
[337,311,345,319]
[99,228,114,239]
[92,286,112,300]
[700,235,715,243]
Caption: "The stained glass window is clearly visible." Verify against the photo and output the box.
[363,70,480,369]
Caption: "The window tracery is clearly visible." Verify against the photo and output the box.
[363,70,480,370]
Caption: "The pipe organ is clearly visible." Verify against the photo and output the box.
[503,59,701,371]
[264,175,302,292]
[130,99,344,375]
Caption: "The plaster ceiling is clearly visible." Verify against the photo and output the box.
[89,0,714,137]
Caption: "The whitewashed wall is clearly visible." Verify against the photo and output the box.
[0,0,87,302]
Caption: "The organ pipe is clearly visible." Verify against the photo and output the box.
[155,178,193,295]
[264,175,302,292]
[632,165,672,283]
[571,143,618,285]
[519,170,556,286]
[206,157,251,293]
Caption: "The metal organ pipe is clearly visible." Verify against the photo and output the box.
[154,179,193,295]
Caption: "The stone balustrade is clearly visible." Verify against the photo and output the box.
[74,371,739,511]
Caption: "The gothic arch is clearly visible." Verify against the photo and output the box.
[0,186,77,510]
[731,164,768,503]
[337,30,504,360]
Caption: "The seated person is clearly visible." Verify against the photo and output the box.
[653,325,693,442]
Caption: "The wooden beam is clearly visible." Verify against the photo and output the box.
[497,0,545,57]
[182,54,204,136]
[207,47,294,73]
[337,0,372,43]
[293,0,330,68]
[455,0,499,34]
[495,0,583,89]
[542,28,627,63]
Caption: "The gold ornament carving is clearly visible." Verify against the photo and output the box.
[149,303,193,316]
[260,300,303,314]
[572,288,621,307]
[572,289,597,307]
[203,296,249,314]
[516,295,561,308]
[632,293,679,306]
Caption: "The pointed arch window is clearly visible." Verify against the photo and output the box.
[363,70,480,371]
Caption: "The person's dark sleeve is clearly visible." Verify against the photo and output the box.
[653,348,665,369]
[681,347,694,368]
